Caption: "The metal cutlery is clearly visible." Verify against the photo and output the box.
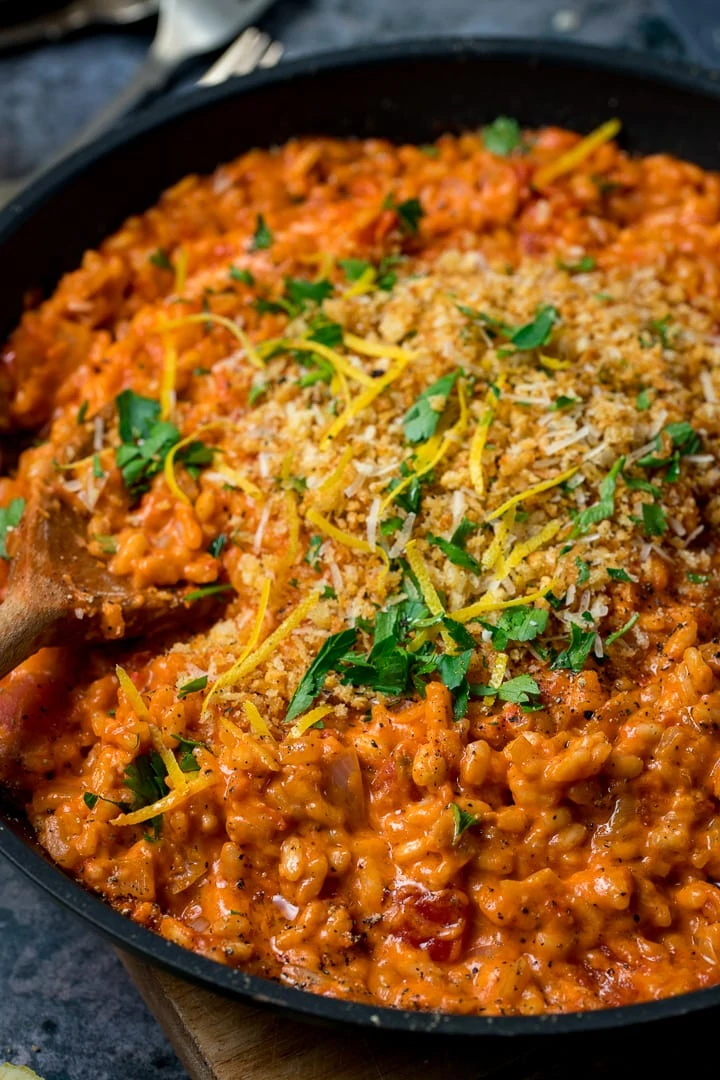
[0,4,281,206]
[0,0,158,51]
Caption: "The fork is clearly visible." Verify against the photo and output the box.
[0,1,159,52]
[0,6,281,206]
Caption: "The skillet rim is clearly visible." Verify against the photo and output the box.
[3,35,720,1035]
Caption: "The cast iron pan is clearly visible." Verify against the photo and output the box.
[2,38,720,1037]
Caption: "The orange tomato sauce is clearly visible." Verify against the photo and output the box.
[2,123,720,1016]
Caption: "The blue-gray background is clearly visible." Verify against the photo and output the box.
[0,1,708,1077]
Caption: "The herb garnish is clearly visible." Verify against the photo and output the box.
[229,266,255,285]
[605,612,640,647]
[687,572,709,584]
[177,676,209,699]
[383,196,424,235]
[285,628,358,723]
[149,248,173,271]
[636,502,667,537]
[114,391,213,499]
[209,534,226,558]
[250,214,273,251]
[305,535,323,570]
[402,370,460,444]
[479,606,548,651]
[511,305,560,351]
[77,400,89,424]
[636,389,653,411]
[557,255,596,274]
[124,751,169,840]
[482,116,521,156]
[550,624,597,672]
[571,456,624,537]
[470,673,542,708]
[608,568,633,582]
[575,557,590,584]
[426,532,481,573]
[0,497,25,560]
[551,395,579,411]
[184,583,235,602]
[450,802,479,843]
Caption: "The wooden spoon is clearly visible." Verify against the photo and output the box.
[0,479,206,682]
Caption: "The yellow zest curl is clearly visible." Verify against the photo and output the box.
[342,267,377,298]
[163,313,264,370]
[242,700,274,739]
[284,339,374,387]
[485,465,578,523]
[452,583,556,624]
[202,577,272,716]
[498,519,563,579]
[533,118,621,189]
[115,665,150,721]
[287,704,333,740]
[305,507,389,572]
[160,336,177,420]
[539,354,571,372]
[148,723,187,792]
[164,421,225,505]
[111,772,217,827]
[173,246,188,295]
[321,357,409,449]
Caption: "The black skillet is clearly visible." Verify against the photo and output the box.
[1,37,720,1038]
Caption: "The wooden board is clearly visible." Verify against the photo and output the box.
[119,954,537,1080]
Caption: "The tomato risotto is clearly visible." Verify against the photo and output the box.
[3,118,720,1015]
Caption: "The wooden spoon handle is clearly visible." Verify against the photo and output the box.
[0,591,60,682]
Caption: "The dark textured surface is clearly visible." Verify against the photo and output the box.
[0,1,703,1078]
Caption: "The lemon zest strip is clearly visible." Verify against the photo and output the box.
[215,464,263,501]
[452,582,556,624]
[116,664,150,721]
[305,507,389,572]
[482,509,515,572]
[498,518,563,579]
[320,356,409,449]
[343,334,413,362]
[160,336,177,420]
[163,421,225,505]
[287,704,334,740]
[485,465,578,523]
[111,772,217,827]
[283,339,374,387]
[483,650,509,708]
[342,267,377,298]
[163,313,264,370]
[174,246,188,295]
[202,577,272,715]
[539,354,571,372]
[242,700,274,739]
[404,539,444,617]
[148,723,187,792]
[533,118,621,188]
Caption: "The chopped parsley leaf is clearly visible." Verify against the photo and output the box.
[209,534,226,558]
[77,400,89,424]
[149,248,173,271]
[285,277,334,309]
[380,516,404,536]
[384,196,424,235]
[248,381,268,406]
[557,255,596,274]
[482,116,521,156]
[687,572,709,584]
[511,305,560,351]
[93,534,117,554]
[607,568,633,582]
[92,453,104,479]
[229,265,255,285]
[605,612,640,647]
[250,214,273,251]
[0,497,25,560]
[338,258,372,281]
[450,802,479,843]
[450,516,479,547]
[124,750,169,840]
[571,456,625,537]
[321,585,337,600]
[184,583,235,602]
[551,624,597,672]
[636,389,653,411]
[177,675,208,699]
[470,673,542,707]
[305,535,323,570]
[307,314,343,348]
[575,557,590,584]
[426,532,481,573]
[402,369,460,444]
[285,628,358,722]
[551,395,579,411]
[638,502,667,537]
[478,606,548,650]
